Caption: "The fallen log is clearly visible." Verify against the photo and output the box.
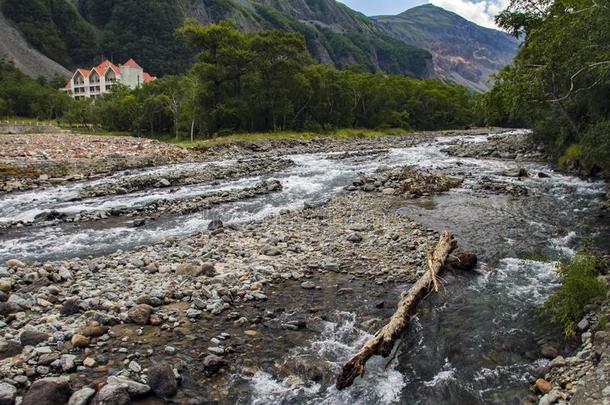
[336,230,458,390]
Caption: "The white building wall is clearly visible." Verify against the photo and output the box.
[119,66,144,89]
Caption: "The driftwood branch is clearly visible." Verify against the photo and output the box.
[336,230,457,390]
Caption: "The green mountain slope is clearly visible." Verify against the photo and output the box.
[373,4,520,91]
[1,0,433,78]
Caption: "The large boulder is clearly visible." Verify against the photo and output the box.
[22,377,71,405]
[147,363,177,398]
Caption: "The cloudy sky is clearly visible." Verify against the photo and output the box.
[337,0,509,29]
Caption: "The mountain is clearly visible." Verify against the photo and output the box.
[0,1,518,90]
[373,4,520,91]
[0,0,432,79]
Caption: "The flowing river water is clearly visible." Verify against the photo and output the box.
[0,131,608,404]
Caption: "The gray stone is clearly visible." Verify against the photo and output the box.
[128,360,142,373]
[0,382,17,405]
[577,318,589,331]
[262,247,281,256]
[60,354,77,372]
[346,233,362,243]
[68,387,96,405]
[538,389,562,405]
[300,281,315,289]
[91,384,129,405]
[106,376,150,397]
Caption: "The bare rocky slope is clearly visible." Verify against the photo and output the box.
[0,13,70,80]
[373,4,520,91]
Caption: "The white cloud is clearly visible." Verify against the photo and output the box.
[430,0,510,28]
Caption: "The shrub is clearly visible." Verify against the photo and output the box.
[542,252,608,337]
[581,120,610,176]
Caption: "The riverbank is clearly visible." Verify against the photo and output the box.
[0,128,607,404]
[533,274,610,405]
[0,128,500,194]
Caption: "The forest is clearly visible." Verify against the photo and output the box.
[0,21,476,137]
[480,0,610,175]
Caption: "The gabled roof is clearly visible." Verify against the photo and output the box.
[96,59,120,75]
[121,58,141,69]
[143,72,156,83]
[64,81,72,89]
[76,68,91,78]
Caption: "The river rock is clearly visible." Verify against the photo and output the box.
[60,299,81,316]
[176,263,208,277]
[0,279,13,293]
[540,344,558,359]
[91,384,130,405]
[78,322,109,337]
[539,388,562,405]
[445,248,477,271]
[535,378,552,394]
[148,363,177,398]
[576,317,589,331]
[19,329,49,346]
[0,339,22,360]
[0,302,19,316]
[107,376,150,397]
[0,383,17,405]
[5,259,25,269]
[300,281,315,289]
[346,233,362,243]
[71,334,90,348]
[208,219,223,231]
[68,387,96,405]
[262,246,281,256]
[203,354,226,373]
[549,355,566,368]
[128,304,153,325]
[22,377,71,405]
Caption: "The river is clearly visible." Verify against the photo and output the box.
[1,130,607,404]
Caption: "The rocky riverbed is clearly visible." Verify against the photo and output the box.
[0,128,608,404]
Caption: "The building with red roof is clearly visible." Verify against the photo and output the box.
[62,58,156,99]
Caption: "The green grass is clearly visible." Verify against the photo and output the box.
[1,116,57,125]
[597,312,608,330]
[542,252,608,337]
[165,128,412,149]
[2,124,413,147]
